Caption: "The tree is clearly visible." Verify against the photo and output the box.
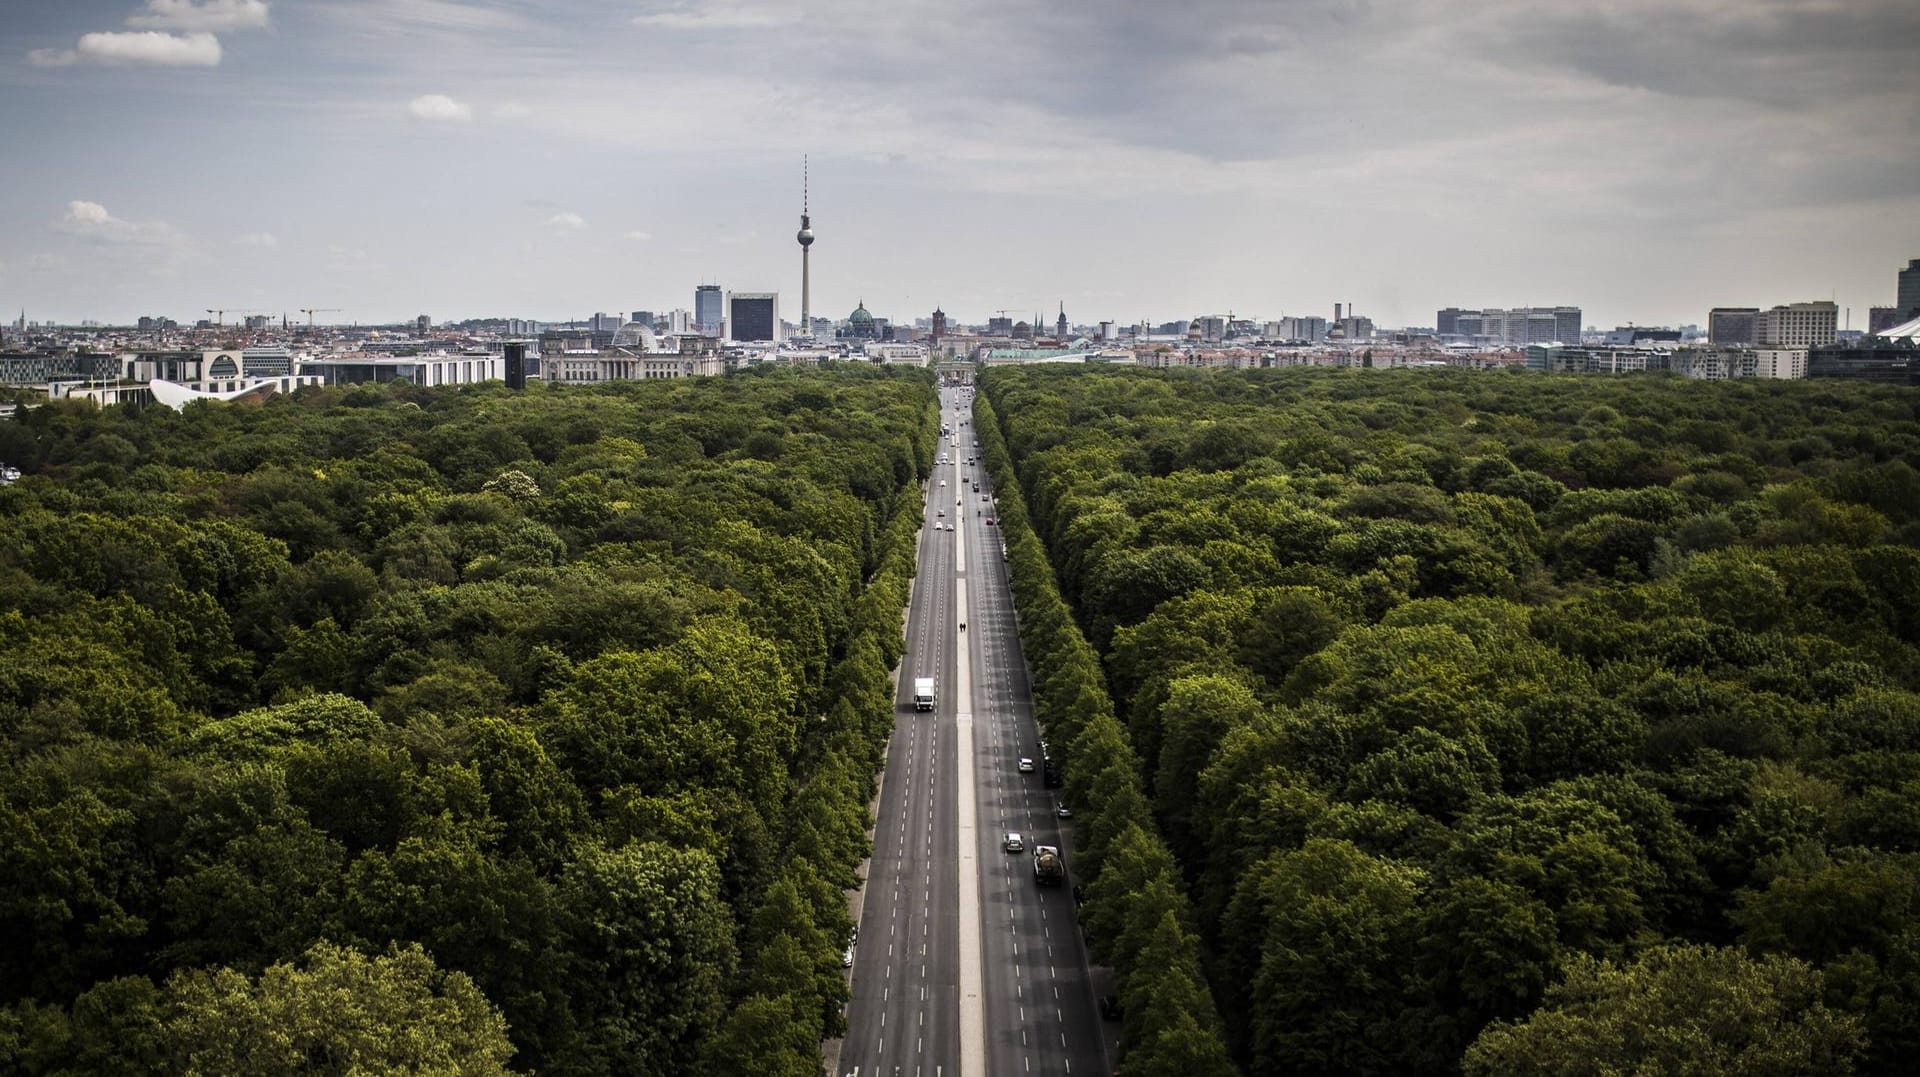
[553,841,736,1076]
[163,941,515,1075]
[1463,944,1864,1076]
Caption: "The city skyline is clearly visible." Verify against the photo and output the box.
[2,0,1917,329]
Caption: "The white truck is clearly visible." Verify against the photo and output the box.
[913,677,936,712]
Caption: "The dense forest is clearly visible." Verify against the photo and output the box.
[0,368,937,1074]
[979,366,1920,1075]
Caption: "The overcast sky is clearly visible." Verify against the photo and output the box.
[2,0,1917,329]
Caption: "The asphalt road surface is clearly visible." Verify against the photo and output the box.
[841,386,1108,1077]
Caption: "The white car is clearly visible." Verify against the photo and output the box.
[940,479,947,486]
[1017,757,1034,773]
[1003,832,1024,852]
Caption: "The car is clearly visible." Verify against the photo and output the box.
[1056,803,1072,819]
[1003,832,1024,852]
[939,479,946,486]
[1017,757,1034,773]
[985,518,996,526]
[957,497,963,505]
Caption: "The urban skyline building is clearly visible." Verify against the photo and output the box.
[1438,306,1581,345]
[694,285,722,334]
[1708,307,1760,346]
[1757,301,1838,348]
[1899,258,1920,321]
[726,292,778,343]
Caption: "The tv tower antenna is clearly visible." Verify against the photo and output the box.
[796,155,814,336]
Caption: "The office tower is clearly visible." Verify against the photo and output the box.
[1758,301,1838,347]
[695,284,723,333]
[503,342,528,390]
[416,314,432,334]
[589,312,623,334]
[631,310,654,327]
[1437,307,1465,336]
[796,157,814,334]
[1708,307,1760,346]
[1870,307,1901,334]
[726,292,778,342]
[1899,259,1920,320]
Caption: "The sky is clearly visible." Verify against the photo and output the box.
[1,0,1917,330]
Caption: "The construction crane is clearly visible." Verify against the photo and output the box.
[300,308,342,327]
[204,308,265,327]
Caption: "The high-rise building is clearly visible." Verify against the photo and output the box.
[695,285,723,334]
[796,157,814,336]
[1894,258,1920,321]
[726,292,778,342]
[1869,307,1902,334]
[631,310,654,327]
[503,342,528,390]
[416,314,432,334]
[589,312,623,334]
[1757,301,1837,347]
[931,308,946,344]
[1437,307,1466,336]
[1708,307,1760,345]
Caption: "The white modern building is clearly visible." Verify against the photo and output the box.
[296,353,500,387]
[1757,301,1837,347]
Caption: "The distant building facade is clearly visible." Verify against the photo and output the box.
[1757,301,1837,347]
[1900,258,1920,320]
[1708,307,1760,346]
[1444,306,1581,345]
[726,292,778,343]
[695,285,723,334]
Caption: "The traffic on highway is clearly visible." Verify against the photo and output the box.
[838,384,1109,1077]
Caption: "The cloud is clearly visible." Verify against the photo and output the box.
[547,212,586,231]
[52,201,179,245]
[408,93,473,122]
[632,2,796,31]
[128,0,271,32]
[31,31,223,67]
[623,230,653,241]
[235,231,278,248]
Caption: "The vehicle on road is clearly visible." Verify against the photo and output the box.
[937,509,945,516]
[1056,803,1072,818]
[1003,832,1024,852]
[1017,757,1034,773]
[939,479,946,486]
[1033,845,1065,886]
[913,677,936,712]
[985,517,996,526]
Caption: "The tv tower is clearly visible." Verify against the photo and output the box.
[796,155,814,336]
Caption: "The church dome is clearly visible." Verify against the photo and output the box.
[849,301,874,326]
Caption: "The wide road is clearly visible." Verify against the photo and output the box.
[842,385,1108,1077]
